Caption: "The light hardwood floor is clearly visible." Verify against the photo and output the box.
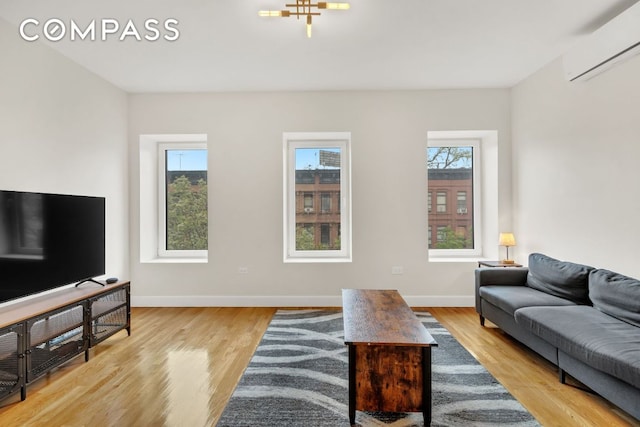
[0,307,637,426]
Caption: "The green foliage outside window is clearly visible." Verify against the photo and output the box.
[296,226,315,250]
[167,175,208,250]
[296,225,341,250]
[435,226,473,249]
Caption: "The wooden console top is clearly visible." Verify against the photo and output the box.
[0,281,130,329]
[342,288,437,347]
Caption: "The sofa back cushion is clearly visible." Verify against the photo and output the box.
[590,269,640,327]
[526,253,593,304]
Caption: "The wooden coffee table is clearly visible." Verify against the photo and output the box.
[342,289,438,426]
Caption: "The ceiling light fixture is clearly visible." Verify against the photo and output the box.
[259,1,350,38]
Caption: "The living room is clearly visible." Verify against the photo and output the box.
[1,1,639,426]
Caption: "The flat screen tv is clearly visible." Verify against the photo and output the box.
[0,190,105,304]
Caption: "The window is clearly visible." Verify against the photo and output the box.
[160,145,208,257]
[457,191,467,214]
[321,193,331,213]
[427,137,481,256]
[139,134,208,262]
[436,192,447,213]
[303,193,314,211]
[320,224,331,246]
[283,132,351,262]
[428,192,432,213]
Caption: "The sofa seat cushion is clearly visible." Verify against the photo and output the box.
[479,285,576,316]
[589,269,640,327]
[526,253,594,304]
[515,305,640,388]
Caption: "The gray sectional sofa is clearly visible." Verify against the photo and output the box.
[475,253,640,420]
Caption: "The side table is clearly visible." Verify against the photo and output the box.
[478,261,523,268]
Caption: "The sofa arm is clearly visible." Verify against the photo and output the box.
[476,267,529,287]
[475,267,529,316]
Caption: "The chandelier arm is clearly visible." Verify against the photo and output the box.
[284,1,349,11]
[285,2,320,6]
[288,12,321,16]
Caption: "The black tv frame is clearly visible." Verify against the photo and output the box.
[0,190,106,304]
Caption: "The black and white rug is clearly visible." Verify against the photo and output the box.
[218,310,539,426]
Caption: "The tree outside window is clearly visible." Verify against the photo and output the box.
[166,175,208,250]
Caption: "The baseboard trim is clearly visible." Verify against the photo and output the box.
[131,295,474,307]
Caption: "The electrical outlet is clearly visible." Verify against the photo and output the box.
[391,266,404,275]
[238,267,249,274]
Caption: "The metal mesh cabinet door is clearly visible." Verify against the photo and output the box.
[0,323,24,402]
[88,285,130,348]
[26,302,86,382]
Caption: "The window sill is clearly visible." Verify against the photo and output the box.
[284,257,352,264]
[141,257,208,264]
[428,257,481,263]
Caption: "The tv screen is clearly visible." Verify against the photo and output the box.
[0,190,105,304]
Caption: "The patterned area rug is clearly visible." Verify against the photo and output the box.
[218,310,539,426]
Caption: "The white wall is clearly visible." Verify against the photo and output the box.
[0,19,129,296]
[511,54,640,278]
[2,13,637,309]
[129,90,512,306]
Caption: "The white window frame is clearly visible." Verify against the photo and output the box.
[283,132,352,263]
[428,135,483,259]
[158,142,208,259]
[139,134,208,263]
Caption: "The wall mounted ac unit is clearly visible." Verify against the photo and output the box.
[563,2,640,82]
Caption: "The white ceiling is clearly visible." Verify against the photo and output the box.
[1,0,638,93]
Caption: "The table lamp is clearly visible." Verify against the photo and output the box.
[499,232,516,264]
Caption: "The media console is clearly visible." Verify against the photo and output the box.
[0,281,130,402]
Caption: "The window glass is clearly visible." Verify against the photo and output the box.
[436,192,447,213]
[321,193,331,213]
[303,193,314,210]
[428,146,474,250]
[457,191,467,213]
[164,149,208,251]
[294,148,341,251]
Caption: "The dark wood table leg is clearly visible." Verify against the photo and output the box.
[422,347,432,426]
[348,344,356,425]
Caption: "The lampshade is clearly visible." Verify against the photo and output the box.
[498,232,516,247]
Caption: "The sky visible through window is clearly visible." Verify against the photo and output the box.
[167,149,207,171]
[295,148,340,170]
[165,148,341,171]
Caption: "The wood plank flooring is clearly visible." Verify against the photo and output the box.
[0,306,637,426]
